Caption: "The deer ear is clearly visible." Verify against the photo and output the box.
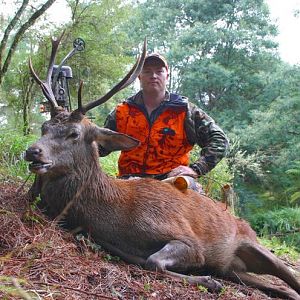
[93,127,140,151]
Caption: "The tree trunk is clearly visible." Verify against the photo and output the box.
[23,79,35,135]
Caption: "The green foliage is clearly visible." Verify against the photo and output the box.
[100,151,120,176]
[196,284,208,293]
[0,276,32,299]
[0,129,36,179]
[239,96,300,155]
[234,94,300,209]
[76,234,102,252]
[22,195,45,224]
[226,138,264,182]
[200,159,233,200]
[190,145,234,199]
[218,287,229,297]
[249,207,300,251]
[234,182,266,217]
[260,237,299,261]
[30,195,42,211]
[143,282,151,292]
[285,161,300,204]
[103,253,120,262]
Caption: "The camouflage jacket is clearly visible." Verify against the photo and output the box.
[102,91,229,176]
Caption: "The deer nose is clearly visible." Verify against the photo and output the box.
[25,147,42,161]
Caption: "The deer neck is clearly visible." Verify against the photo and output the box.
[40,154,124,209]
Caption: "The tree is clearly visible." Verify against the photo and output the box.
[237,92,300,206]
[0,0,57,85]
[127,0,279,118]
[59,0,138,123]
[1,0,135,133]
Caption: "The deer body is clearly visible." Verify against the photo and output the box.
[35,124,246,263]
[41,169,253,265]
[26,35,300,299]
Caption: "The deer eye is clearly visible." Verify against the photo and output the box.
[67,131,80,140]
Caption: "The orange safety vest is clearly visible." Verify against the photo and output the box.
[116,102,193,176]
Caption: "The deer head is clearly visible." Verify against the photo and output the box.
[26,33,145,175]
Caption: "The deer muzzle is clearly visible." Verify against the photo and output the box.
[25,147,52,174]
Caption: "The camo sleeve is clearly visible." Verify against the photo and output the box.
[185,102,229,176]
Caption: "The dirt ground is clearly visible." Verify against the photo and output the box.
[0,179,298,299]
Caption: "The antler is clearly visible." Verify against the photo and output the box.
[28,32,65,110]
[76,39,147,115]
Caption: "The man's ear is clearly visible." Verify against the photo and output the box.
[92,127,140,152]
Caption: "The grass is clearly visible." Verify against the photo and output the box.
[260,236,300,261]
[0,129,36,180]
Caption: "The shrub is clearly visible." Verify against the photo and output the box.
[0,129,36,179]
[100,151,120,176]
[190,145,234,200]
[249,207,300,251]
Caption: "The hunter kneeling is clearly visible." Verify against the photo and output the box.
[100,53,229,192]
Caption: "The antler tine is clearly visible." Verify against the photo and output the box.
[79,39,147,114]
[29,57,58,108]
[78,80,84,111]
[28,58,44,87]
[46,31,65,87]
[28,31,65,109]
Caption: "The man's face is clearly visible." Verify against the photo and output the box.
[139,59,168,93]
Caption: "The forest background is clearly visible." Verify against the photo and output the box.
[0,0,300,252]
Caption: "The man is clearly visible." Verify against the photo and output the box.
[101,53,229,182]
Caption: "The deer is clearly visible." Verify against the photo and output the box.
[25,33,300,300]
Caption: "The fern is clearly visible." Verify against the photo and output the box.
[285,161,300,204]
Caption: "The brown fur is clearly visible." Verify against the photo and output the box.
[26,113,300,299]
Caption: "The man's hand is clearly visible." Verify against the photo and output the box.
[168,165,198,178]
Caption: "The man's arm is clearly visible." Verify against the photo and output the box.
[186,103,229,176]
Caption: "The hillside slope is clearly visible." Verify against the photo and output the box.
[0,181,293,299]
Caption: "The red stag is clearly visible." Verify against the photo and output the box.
[25,34,300,299]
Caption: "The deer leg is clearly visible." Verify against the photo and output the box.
[232,242,300,296]
[97,240,147,266]
[230,271,300,300]
[145,240,222,292]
